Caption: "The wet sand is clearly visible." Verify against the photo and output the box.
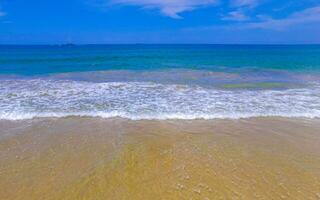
[0,117,320,200]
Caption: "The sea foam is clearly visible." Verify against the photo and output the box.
[1,79,320,120]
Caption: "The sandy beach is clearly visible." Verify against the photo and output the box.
[0,117,320,199]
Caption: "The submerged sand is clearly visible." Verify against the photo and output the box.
[0,117,320,200]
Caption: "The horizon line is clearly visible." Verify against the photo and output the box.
[1,43,320,46]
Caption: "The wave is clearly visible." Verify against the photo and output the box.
[1,79,320,120]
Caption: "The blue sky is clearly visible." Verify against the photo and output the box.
[0,0,320,44]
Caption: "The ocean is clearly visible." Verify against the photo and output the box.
[1,44,320,120]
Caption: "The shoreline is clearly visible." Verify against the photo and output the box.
[1,115,320,122]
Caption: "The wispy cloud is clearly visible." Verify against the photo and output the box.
[248,6,320,29]
[231,0,259,8]
[110,0,218,18]
[221,0,259,22]
[222,10,249,21]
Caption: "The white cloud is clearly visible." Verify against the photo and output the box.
[110,0,218,18]
[232,0,258,8]
[248,6,320,29]
[222,10,249,21]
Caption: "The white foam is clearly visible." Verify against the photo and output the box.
[1,79,320,120]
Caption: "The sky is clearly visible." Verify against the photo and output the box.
[0,0,320,44]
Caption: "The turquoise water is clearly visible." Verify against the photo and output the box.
[1,45,320,75]
[1,45,320,120]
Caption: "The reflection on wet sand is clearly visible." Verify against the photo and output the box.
[1,118,320,199]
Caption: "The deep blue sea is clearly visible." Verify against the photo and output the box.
[1,45,320,120]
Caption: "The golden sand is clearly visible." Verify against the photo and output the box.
[0,118,320,200]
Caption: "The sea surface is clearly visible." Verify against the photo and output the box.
[1,44,320,120]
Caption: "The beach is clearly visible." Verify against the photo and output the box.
[1,45,320,199]
[1,117,320,199]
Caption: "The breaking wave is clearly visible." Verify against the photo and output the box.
[1,79,320,120]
